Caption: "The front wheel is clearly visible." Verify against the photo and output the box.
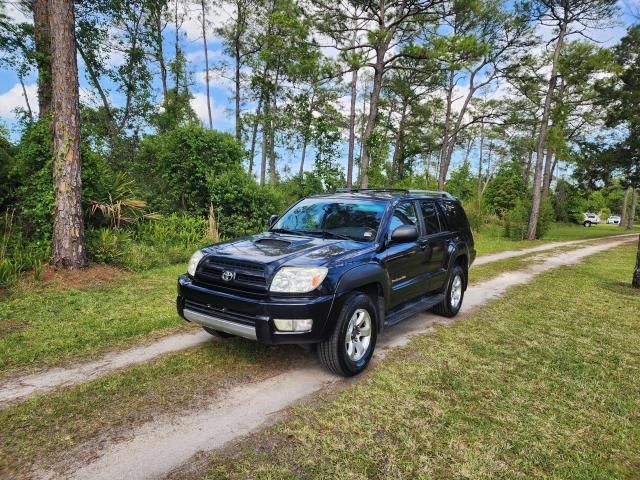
[318,293,378,377]
[583,221,592,227]
[432,265,465,318]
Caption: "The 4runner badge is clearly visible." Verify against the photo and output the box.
[221,270,236,282]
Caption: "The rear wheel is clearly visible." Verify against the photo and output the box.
[583,221,592,227]
[202,326,233,338]
[432,265,465,318]
[318,293,377,377]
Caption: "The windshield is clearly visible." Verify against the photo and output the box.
[272,198,387,242]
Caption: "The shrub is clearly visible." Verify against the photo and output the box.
[208,170,284,239]
[462,198,486,232]
[86,228,132,265]
[504,197,554,240]
[484,160,525,217]
[135,125,245,216]
[0,210,49,287]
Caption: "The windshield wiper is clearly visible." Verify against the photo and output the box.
[306,230,353,241]
[270,228,306,236]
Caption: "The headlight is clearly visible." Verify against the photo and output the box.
[270,267,328,293]
[187,250,205,276]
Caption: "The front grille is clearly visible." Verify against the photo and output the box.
[196,256,268,292]
[184,299,263,326]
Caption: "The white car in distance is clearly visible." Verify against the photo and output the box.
[583,213,601,227]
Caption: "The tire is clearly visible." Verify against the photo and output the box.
[583,221,592,227]
[318,292,378,377]
[432,265,465,318]
[202,326,233,338]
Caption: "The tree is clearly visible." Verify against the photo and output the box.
[217,0,260,141]
[633,234,640,288]
[197,0,213,128]
[434,0,533,190]
[49,0,87,268]
[34,0,52,117]
[311,0,445,188]
[527,0,617,240]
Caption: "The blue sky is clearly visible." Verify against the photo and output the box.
[1,0,639,177]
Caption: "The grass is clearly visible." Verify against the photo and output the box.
[0,264,186,377]
[175,244,640,480]
[473,222,640,256]
[0,222,637,378]
[0,338,306,478]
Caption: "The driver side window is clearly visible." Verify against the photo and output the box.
[389,202,418,234]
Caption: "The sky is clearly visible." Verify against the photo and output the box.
[0,0,639,177]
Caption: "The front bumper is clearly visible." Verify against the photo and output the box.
[177,274,336,344]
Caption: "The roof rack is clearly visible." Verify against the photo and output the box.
[333,188,408,194]
[332,188,457,200]
[407,189,457,200]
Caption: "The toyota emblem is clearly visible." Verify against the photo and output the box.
[221,270,236,282]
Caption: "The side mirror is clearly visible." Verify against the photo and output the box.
[390,225,419,243]
[268,214,279,227]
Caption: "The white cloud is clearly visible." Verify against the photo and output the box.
[5,3,31,24]
[0,83,38,118]
[185,49,225,64]
[193,69,235,90]
[180,2,233,42]
[190,92,228,125]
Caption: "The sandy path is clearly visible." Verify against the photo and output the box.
[473,232,637,265]
[0,233,634,407]
[37,236,633,480]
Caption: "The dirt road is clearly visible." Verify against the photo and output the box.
[33,236,634,480]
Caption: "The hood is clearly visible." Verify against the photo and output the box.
[201,232,371,268]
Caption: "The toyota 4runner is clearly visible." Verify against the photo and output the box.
[177,189,475,376]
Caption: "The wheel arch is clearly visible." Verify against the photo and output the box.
[332,264,388,335]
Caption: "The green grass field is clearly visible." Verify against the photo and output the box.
[178,244,640,480]
[0,222,637,377]
[473,222,639,256]
[0,264,187,377]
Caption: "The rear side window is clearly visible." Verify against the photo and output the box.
[420,201,442,234]
[440,201,470,231]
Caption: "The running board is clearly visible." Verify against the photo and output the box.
[384,294,444,328]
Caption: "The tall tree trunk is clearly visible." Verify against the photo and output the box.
[627,188,638,229]
[527,18,567,240]
[542,147,554,198]
[347,67,358,190]
[260,89,271,186]
[49,0,87,269]
[152,5,168,100]
[298,137,307,178]
[174,0,181,90]
[477,121,484,196]
[633,234,640,288]
[359,62,384,188]
[438,68,455,191]
[391,99,408,183]
[19,75,33,121]
[269,114,276,186]
[234,38,242,140]
[248,95,263,177]
[201,0,213,128]
[439,75,479,190]
[620,186,630,228]
[33,0,52,117]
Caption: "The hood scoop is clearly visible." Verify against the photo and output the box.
[253,238,292,248]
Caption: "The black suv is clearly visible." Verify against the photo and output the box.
[177,189,475,376]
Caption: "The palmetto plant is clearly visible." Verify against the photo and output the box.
[88,173,157,228]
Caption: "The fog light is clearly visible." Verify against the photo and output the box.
[273,319,313,332]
